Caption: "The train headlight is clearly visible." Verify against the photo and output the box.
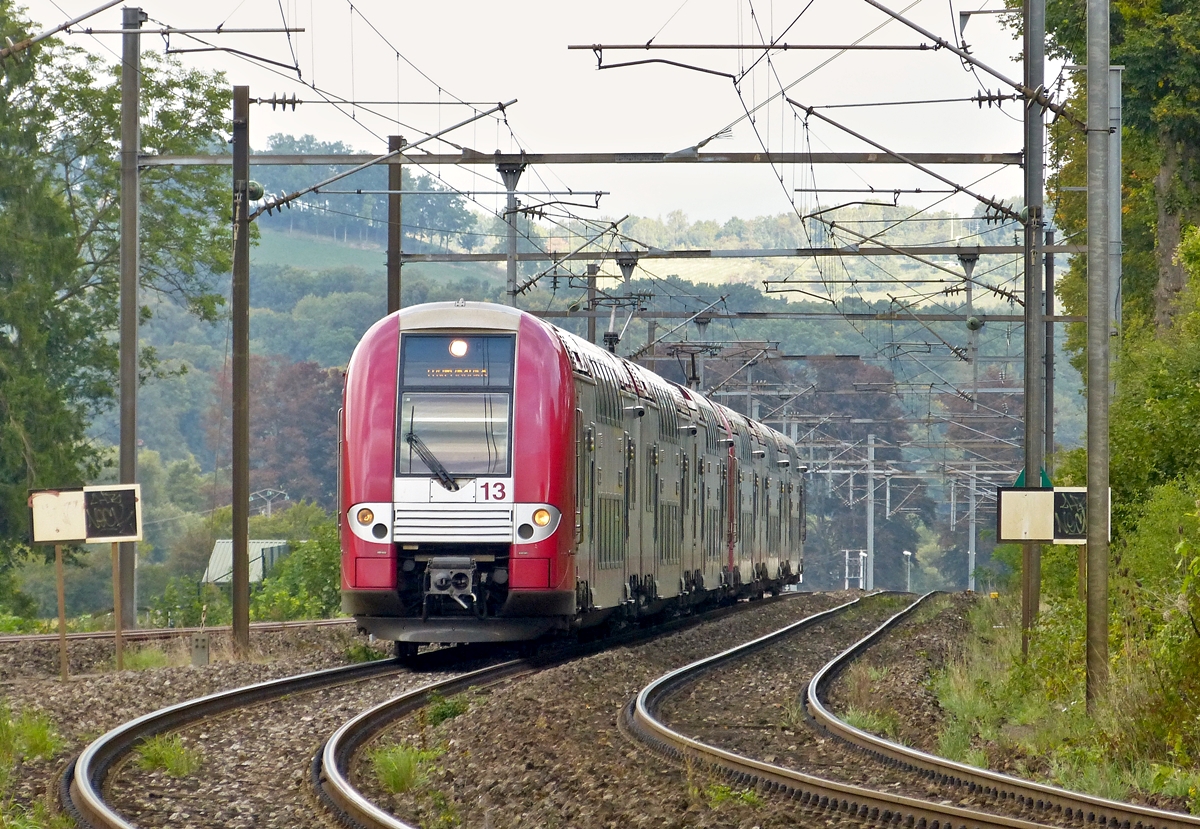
[532,508,552,527]
[449,339,469,358]
[356,508,374,524]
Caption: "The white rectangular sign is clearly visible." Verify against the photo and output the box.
[29,489,87,543]
[28,484,143,544]
[996,486,1110,544]
[997,488,1054,543]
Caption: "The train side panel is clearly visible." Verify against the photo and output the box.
[340,313,399,605]
[506,314,576,614]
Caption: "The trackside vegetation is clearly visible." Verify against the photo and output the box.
[0,702,66,828]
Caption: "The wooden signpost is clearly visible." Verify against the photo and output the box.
[28,485,143,677]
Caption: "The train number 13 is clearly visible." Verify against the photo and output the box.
[481,482,507,501]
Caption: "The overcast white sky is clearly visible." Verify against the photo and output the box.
[22,0,1057,224]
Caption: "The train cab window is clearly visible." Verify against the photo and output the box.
[396,334,515,477]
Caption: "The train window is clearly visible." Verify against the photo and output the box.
[397,393,510,476]
[401,334,514,387]
[591,359,622,425]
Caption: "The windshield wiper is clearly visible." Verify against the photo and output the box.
[405,430,460,492]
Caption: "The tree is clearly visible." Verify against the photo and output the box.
[1044,0,1200,329]
[207,356,342,509]
[0,4,234,578]
[0,4,105,609]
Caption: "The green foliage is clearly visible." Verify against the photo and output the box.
[250,518,341,621]
[0,2,233,582]
[135,734,202,777]
[345,641,390,663]
[123,647,171,671]
[369,743,443,794]
[703,784,762,808]
[146,578,231,628]
[424,693,469,728]
[841,708,903,741]
[0,703,62,764]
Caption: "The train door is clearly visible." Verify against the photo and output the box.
[623,424,639,606]
[643,438,659,604]
[575,408,594,611]
[726,454,738,586]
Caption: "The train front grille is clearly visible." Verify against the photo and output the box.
[393,503,514,542]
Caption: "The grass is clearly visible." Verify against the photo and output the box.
[369,743,444,794]
[704,783,763,808]
[345,641,390,663]
[122,646,172,671]
[425,693,469,727]
[780,697,806,731]
[842,707,903,741]
[0,704,62,764]
[135,734,202,777]
[0,800,74,829]
[930,594,1200,812]
[1,704,67,829]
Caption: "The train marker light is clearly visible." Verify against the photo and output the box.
[356,508,374,524]
[449,339,469,358]
[533,508,552,527]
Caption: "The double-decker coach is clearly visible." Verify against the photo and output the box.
[340,301,804,649]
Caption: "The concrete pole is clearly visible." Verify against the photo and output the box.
[1109,67,1123,336]
[1086,0,1111,711]
[1045,230,1056,474]
[969,461,977,591]
[231,86,251,655]
[498,161,525,305]
[586,264,598,344]
[866,434,875,591]
[1021,0,1047,655]
[958,252,979,409]
[387,135,404,314]
[118,6,146,629]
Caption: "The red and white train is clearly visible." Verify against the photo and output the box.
[340,301,805,647]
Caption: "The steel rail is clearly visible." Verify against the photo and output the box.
[807,598,1200,829]
[64,657,416,829]
[625,593,1054,829]
[318,661,531,829]
[314,591,808,829]
[0,617,354,646]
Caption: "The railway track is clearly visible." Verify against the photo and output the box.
[806,594,1200,829]
[626,591,1200,829]
[0,617,355,646]
[65,656,417,829]
[60,592,822,829]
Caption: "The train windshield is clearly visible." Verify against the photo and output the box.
[397,334,515,477]
[397,393,510,476]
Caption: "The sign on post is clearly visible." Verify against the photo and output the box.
[28,485,142,674]
[996,486,1108,545]
[30,485,143,544]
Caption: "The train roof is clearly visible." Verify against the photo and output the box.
[386,301,800,460]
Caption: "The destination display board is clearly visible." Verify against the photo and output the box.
[29,484,143,544]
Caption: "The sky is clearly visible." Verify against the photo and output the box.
[20,0,1062,224]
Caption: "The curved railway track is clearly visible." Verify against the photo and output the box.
[626,591,1200,829]
[807,594,1200,829]
[64,656,413,829]
[61,593,807,829]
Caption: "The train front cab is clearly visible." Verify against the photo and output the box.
[340,303,577,643]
